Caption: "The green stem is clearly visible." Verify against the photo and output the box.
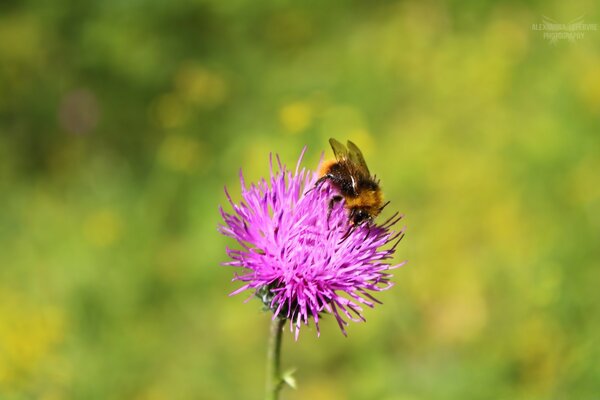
[265,316,286,400]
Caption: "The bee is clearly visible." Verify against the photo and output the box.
[314,138,389,226]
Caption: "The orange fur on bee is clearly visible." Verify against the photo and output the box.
[318,159,336,177]
[344,190,383,215]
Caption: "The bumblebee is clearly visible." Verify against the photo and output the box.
[315,138,388,226]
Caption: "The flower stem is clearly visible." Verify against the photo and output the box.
[265,316,286,400]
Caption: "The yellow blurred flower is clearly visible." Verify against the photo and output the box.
[578,64,600,112]
[0,291,65,390]
[279,101,313,134]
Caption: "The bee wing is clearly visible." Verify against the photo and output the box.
[329,138,349,162]
[346,140,371,176]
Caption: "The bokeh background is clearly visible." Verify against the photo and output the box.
[1,0,599,399]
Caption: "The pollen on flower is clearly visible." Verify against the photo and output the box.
[218,147,405,339]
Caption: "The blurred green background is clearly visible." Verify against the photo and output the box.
[1,0,599,399]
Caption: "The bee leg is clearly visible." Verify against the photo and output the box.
[304,175,330,195]
[363,223,371,240]
[339,225,356,244]
[327,195,344,229]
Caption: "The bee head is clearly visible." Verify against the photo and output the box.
[350,208,372,226]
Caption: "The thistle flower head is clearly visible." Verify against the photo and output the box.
[218,148,405,339]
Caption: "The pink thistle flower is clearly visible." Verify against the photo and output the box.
[218,147,405,339]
